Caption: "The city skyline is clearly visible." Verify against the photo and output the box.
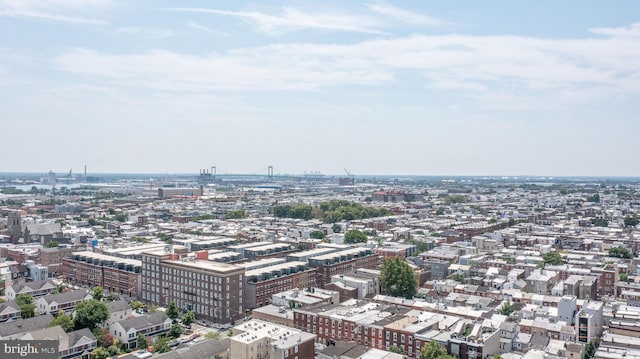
[2,1,640,176]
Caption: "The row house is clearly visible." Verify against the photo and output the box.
[244,261,317,309]
[61,251,142,298]
[6,278,57,300]
[0,301,20,322]
[308,248,380,287]
[109,312,172,349]
[35,289,91,315]
[20,326,97,359]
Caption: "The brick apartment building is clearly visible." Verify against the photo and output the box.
[39,246,76,276]
[61,252,142,298]
[245,261,317,309]
[141,247,245,324]
[308,248,380,287]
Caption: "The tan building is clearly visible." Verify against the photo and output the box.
[230,320,316,359]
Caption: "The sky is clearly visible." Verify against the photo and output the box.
[1,1,640,177]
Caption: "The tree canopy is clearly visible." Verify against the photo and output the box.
[15,293,36,319]
[542,252,564,266]
[153,336,171,353]
[91,286,104,301]
[380,257,417,299]
[91,347,109,359]
[586,193,600,203]
[50,310,74,332]
[344,229,368,244]
[74,299,109,331]
[498,302,516,316]
[225,209,248,219]
[137,334,147,349]
[624,214,639,227]
[182,310,195,326]
[609,246,633,259]
[273,204,313,220]
[309,230,326,239]
[166,301,179,320]
[591,217,608,227]
[421,340,455,359]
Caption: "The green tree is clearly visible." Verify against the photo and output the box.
[107,345,120,356]
[137,334,147,349]
[609,246,633,259]
[205,331,221,340]
[153,336,171,353]
[309,230,326,239]
[91,347,110,359]
[380,257,417,299]
[45,240,60,248]
[389,345,405,354]
[421,340,454,359]
[169,324,182,338]
[507,218,516,227]
[108,208,117,215]
[88,218,98,226]
[166,301,179,321]
[74,299,109,331]
[130,301,145,310]
[106,293,118,302]
[452,273,465,283]
[435,207,445,215]
[620,273,629,282]
[114,213,128,222]
[344,229,368,244]
[584,340,596,359]
[332,223,341,233]
[591,217,608,227]
[50,310,74,332]
[227,329,234,337]
[624,214,639,227]
[15,293,36,319]
[149,304,158,314]
[498,302,516,316]
[91,286,104,301]
[225,209,248,219]
[586,193,600,203]
[182,310,195,326]
[542,252,564,266]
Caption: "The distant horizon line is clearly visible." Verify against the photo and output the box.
[1,171,640,179]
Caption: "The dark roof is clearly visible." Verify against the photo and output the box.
[0,300,20,313]
[318,341,360,357]
[0,314,54,338]
[530,334,550,350]
[342,344,370,359]
[9,279,56,293]
[39,289,89,305]
[157,339,230,359]
[107,300,130,313]
[67,328,97,347]
[118,312,169,331]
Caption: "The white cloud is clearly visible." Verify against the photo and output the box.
[116,27,178,39]
[590,22,640,38]
[168,6,386,35]
[0,0,110,24]
[185,21,233,38]
[366,3,443,26]
[52,26,640,109]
